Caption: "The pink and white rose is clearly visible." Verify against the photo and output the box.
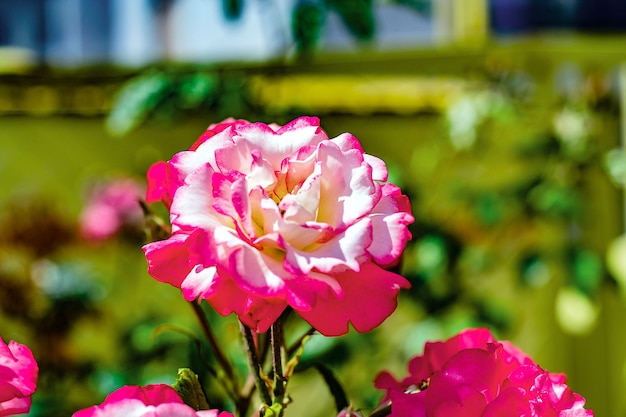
[72,384,234,417]
[0,338,38,416]
[143,116,413,336]
[374,328,593,417]
[79,178,145,241]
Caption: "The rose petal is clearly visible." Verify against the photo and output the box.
[389,389,426,417]
[0,339,37,417]
[317,142,380,228]
[143,230,209,288]
[283,218,372,275]
[331,133,389,182]
[296,263,410,336]
[0,396,32,416]
[236,117,327,168]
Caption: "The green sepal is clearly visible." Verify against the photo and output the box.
[284,334,310,378]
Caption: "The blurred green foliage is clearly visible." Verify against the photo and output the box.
[293,2,326,55]
[106,69,220,137]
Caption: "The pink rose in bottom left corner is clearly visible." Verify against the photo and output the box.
[73,384,234,417]
[0,337,38,417]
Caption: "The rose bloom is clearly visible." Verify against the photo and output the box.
[374,328,593,417]
[0,337,38,416]
[73,384,234,417]
[143,116,413,336]
[79,178,145,241]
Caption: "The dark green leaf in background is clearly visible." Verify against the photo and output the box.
[222,0,245,20]
[519,253,551,288]
[293,1,325,54]
[313,364,349,413]
[106,70,172,137]
[178,72,219,109]
[527,182,581,218]
[414,234,448,281]
[474,193,504,226]
[569,247,603,297]
[324,0,375,41]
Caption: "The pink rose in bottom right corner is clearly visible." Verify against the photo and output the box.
[374,328,593,417]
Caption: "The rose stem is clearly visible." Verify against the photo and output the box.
[270,321,286,407]
[240,321,273,406]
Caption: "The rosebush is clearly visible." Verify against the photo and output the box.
[374,328,593,417]
[143,116,414,336]
[73,384,234,417]
[0,338,38,417]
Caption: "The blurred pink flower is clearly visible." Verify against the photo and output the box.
[72,384,234,417]
[143,116,413,336]
[374,328,593,417]
[79,178,145,241]
[0,337,38,416]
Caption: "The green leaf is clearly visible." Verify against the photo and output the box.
[284,334,309,378]
[177,72,219,109]
[106,70,172,136]
[569,247,603,296]
[527,182,580,218]
[172,368,210,410]
[313,364,349,413]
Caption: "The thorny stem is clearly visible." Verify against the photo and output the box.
[270,322,286,408]
[240,321,273,407]
[237,331,275,416]
[259,331,272,367]
[189,302,238,390]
